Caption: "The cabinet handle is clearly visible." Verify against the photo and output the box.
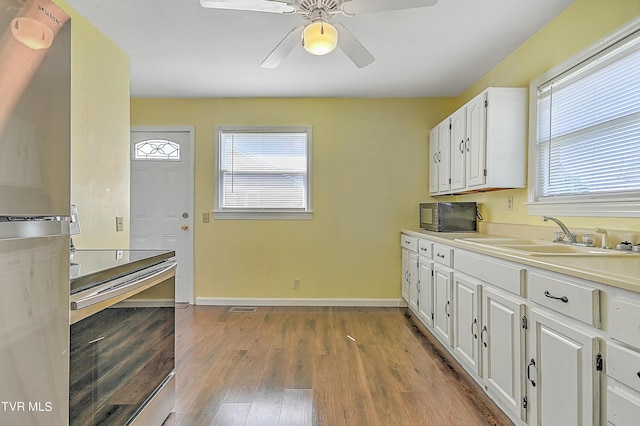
[436,253,445,259]
[471,318,478,339]
[465,137,470,152]
[480,325,488,348]
[459,140,464,153]
[544,290,569,303]
[445,301,450,317]
[407,272,411,282]
[527,358,537,387]
[637,371,640,379]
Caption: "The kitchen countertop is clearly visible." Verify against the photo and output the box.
[70,249,175,294]
[402,229,640,294]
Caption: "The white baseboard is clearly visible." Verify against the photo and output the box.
[196,297,407,307]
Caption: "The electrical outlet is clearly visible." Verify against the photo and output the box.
[116,216,124,231]
[293,279,301,290]
[506,196,513,211]
[202,212,210,223]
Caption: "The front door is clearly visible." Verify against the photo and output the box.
[130,127,194,304]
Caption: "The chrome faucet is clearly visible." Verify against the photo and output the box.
[595,227,610,249]
[542,216,577,243]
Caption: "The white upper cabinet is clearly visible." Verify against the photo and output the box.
[429,87,527,196]
[437,119,452,194]
[428,127,439,194]
[465,91,487,188]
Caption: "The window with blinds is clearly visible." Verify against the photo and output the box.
[214,127,312,219]
[530,22,640,216]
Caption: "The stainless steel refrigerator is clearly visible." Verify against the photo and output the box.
[0,1,71,424]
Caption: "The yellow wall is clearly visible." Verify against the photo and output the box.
[449,0,640,232]
[131,98,454,300]
[126,0,640,301]
[55,0,131,249]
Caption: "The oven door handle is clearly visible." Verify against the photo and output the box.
[70,262,176,312]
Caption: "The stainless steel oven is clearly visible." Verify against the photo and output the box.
[69,250,176,426]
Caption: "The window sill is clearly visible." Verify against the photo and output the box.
[213,210,313,220]
[527,200,640,218]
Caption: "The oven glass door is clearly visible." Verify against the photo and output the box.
[69,278,174,425]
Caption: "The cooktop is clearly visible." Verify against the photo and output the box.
[70,249,175,294]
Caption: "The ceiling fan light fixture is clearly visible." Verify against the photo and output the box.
[302,20,338,56]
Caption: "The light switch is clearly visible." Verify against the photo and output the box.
[116,216,124,232]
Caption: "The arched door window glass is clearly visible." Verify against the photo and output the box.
[134,139,180,160]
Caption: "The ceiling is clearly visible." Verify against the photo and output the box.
[64,0,576,98]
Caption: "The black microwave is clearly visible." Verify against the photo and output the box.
[419,202,477,232]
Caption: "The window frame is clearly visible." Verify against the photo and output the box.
[527,17,640,218]
[213,125,313,220]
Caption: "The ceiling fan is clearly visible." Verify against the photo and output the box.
[200,0,438,68]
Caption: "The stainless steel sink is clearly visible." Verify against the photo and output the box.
[455,237,632,256]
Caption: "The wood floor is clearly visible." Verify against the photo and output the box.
[163,306,512,426]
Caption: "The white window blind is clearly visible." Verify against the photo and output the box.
[535,29,640,200]
[215,127,311,217]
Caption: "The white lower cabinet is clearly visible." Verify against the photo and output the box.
[527,309,600,426]
[607,290,640,425]
[408,251,419,314]
[400,235,418,305]
[401,248,410,302]
[417,255,434,329]
[453,273,482,377]
[483,285,527,422]
[606,342,640,425]
[397,232,640,425]
[433,263,454,347]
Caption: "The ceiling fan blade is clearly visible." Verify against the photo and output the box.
[342,0,438,15]
[334,23,374,68]
[261,25,304,68]
[200,0,295,14]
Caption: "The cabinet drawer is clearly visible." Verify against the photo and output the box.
[432,243,453,267]
[456,250,525,296]
[608,343,640,392]
[611,297,640,350]
[400,234,418,252]
[529,271,600,327]
[608,381,640,425]
[417,239,432,258]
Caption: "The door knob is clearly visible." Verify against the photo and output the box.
[181,224,189,231]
